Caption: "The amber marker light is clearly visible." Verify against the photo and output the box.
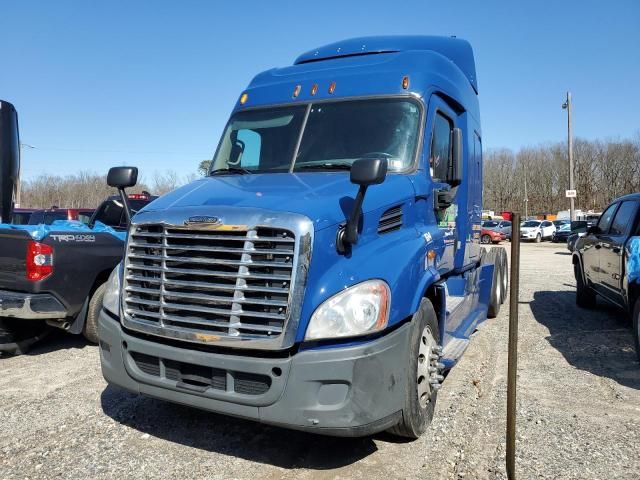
[402,76,410,89]
[311,84,318,95]
[328,81,336,94]
[239,93,248,105]
[293,85,301,98]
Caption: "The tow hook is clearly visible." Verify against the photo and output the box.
[429,345,445,390]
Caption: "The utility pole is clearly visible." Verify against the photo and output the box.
[523,164,528,219]
[562,92,575,221]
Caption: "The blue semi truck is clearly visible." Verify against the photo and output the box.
[98,36,508,438]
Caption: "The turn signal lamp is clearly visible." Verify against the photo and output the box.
[239,92,248,105]
[402,76,410,89]
[26,241,53,281]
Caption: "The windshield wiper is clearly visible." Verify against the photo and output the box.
[296,163,352,171]
[209,167,253,176]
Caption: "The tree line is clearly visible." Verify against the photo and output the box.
[18,170,198,209]
[483,134,640,216]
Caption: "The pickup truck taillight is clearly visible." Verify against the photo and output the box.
[26,241,54,281]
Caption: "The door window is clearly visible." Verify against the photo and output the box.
[430,112,453,181]
[597,203,618,234]
[610,201,638,236]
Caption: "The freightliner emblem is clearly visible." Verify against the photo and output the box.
[184,216,221,226]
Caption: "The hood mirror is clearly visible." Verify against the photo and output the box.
[337,157,388,253]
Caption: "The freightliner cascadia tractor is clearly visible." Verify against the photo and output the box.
[99,36,507,438]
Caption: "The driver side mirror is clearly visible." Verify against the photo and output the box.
[448,128,463,186]
[587,225,600,235]
[336,157,388,253]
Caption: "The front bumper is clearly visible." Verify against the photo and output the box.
[0,290,67,320]
[520,231,538,240]
[99,310,410,437]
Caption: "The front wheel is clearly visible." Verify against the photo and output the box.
[535,233,542,243]
[575,262,596,309]
[388,298,442,439]
[481,234,492,244]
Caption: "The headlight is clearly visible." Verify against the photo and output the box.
[102,263,122,316]
[305,280,390,341]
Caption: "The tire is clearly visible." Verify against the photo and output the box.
[83,282,106,344]
[535,233,541,243]
[0,319,49,356]
[388,298,441,439]
[633,299,640,363]
[497,247,509,305]
[575,262,596,309]
[483,248,502,318]
[481,234,491,244]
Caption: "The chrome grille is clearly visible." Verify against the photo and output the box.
[123,225,296,341]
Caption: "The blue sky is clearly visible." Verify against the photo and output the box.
[1,0,639,181]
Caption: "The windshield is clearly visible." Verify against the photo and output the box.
[522,221,540,228]
[559,224,571,232]
[210,98,421,174]
[483,221,499,228]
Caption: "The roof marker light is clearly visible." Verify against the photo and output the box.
[239,93,248,105]
[328,81,336,94]
[311,84,318,96]
[402,76,410,89]
[293,85,301,98]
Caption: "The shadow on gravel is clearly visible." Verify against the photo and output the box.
[100,385,378,469]
[530,290,640,389]
[0,328,89,358]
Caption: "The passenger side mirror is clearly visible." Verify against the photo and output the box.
[448,128,463,186]
[107,166,138,226]
[107,166,138,189]
[350,157,388,186]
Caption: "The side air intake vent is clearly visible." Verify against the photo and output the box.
[378,206,403,234]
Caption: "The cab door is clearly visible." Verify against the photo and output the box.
[581,202,617,286]
[598,200,639,305]
[426,95,461,274]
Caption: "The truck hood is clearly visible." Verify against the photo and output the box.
[142,173,416,231]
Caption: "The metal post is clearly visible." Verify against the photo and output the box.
[563,92,575,221]
[523,166,528,219]
[506,212,520,480]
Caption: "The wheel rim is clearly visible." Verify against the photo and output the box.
[482,235,490,244]
[417,325,439,408]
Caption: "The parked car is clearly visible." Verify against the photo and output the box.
[572,194,640,361]
[482,219,512,239]
[27,207,95,225]
[553,219,570,229]
[520,220,555,242]
[552,223,572,243]
[0,191,156,355]
[480,227,506,244]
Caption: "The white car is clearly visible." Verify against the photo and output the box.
[520,220,555,242]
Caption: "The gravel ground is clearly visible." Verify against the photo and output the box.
[1,242,639,479]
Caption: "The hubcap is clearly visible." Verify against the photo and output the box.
[417,326,444,408]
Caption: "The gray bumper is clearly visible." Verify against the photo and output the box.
[0,290,67,320]
[99,310,410,437]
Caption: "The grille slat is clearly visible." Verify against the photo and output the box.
[124,225,295,340]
